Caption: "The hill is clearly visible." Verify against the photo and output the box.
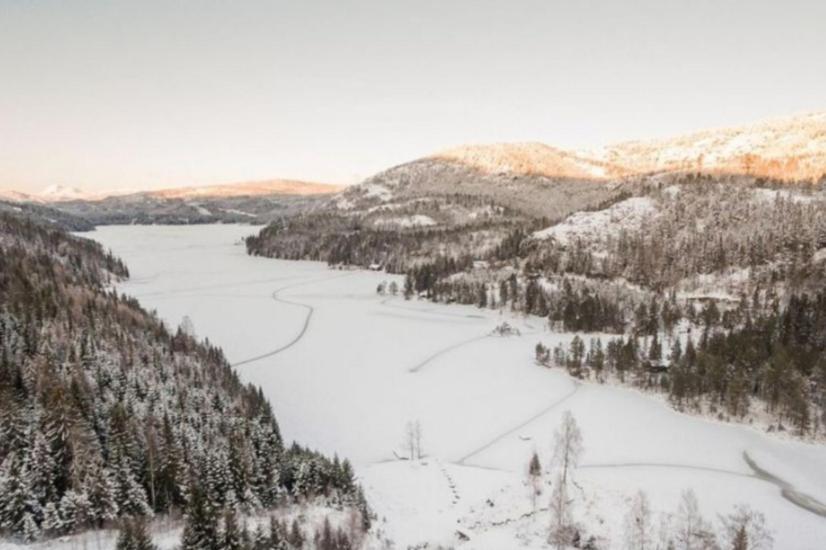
[594,111,826,183]
[0,211,368,545]
[39,180,341,227]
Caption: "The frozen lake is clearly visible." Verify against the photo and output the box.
[89,224,826,549]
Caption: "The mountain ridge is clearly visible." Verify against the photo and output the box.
[379,111,826,185]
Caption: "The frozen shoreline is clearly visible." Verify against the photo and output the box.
[85,224,826,550]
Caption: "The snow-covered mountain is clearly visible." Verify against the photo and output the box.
[432,142,627,180]
[433,112,826,184]
[144,179,343,199]
[0,189,33,202]
[27,178,343,227]
[37,184,90,201]
[593,111,826,183]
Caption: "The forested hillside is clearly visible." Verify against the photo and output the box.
[0,213,368,546]
[245,117,826,440]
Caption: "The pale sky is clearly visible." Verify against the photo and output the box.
[1,0,825,193]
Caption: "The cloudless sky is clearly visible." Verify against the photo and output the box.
[1,0,825,192]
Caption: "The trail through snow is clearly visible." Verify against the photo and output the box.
[86,225,826,550]
[232,272,355,367]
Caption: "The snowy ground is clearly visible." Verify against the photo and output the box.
[84,224,826,549]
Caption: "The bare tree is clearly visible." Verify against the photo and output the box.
[674,489,715,550]
[552,410,583,487]
[527,451,542,511]
[548,473,576,549]
[413,420,423,459]
[403,420,423,460]
[623,491,653,550]
[403,421,415,460]
[719,505,773,550]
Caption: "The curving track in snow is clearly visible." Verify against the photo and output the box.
[408,334,493,373]
[579,452,826,518]
[231,272,354,368]
[455,383,580,465]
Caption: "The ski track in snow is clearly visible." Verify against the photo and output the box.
[231,272,355,368]
[456,383,581,465]
[380,296,487,320]
[408,334,493,373]
[132,274,301,298]
[87,226,826,549]
[580,452,826,519]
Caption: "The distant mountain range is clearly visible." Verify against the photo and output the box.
[0,179,342,203]
[0,179,343,227]
[2,111,823,229]
[427,111,826,184]
[247,111,826,277]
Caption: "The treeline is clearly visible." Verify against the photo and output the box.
[245,194,534,273]
[524,181,826,292]
[537,290,826,435]
[115,509,364,550]
[405,269,643,334]
[0,212,369,543]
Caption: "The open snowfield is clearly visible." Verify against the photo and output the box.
[85,224,826,549]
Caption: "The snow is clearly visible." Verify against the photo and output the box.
[37,184,88,201]
[533,197,658,245]
[192,203,212,215]
[373,214,436,228]
[80,224,826,550]
[362,183,392,201]
[0,504,363,550]
[220,207,257,218]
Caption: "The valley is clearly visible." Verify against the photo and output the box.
[88,224,826,549]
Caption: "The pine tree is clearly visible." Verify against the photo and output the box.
[41,501,63,537]
[22,512,40,542]
[59,489,91,533]
[180,484,218,550]
[288,519,304,549]
[116,517,158,550]
[84,464,119,527]
[221,510,245,550]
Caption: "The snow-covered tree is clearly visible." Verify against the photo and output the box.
[673,489,715,550]
[552,411,583,487]
[623,491,653,550]
[59,489,92,533]
[719,505,773,550]
[527,451,542,511]
[41,502,63,537]
[548,473,575,550]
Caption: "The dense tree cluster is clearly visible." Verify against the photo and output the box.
[524,181,826,292]
[0,213,368,543]
[246,194,533,273]
[540,289,826,435]
[173,490,364,550]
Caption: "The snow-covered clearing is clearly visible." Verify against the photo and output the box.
[532,196,657,245]
[85,224,826,549]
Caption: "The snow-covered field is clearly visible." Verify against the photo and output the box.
[86,224,826,549]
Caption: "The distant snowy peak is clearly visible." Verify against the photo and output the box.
[431,142,626,180]
[0,189,33,202]
[594,111,826,183]
[38,184,89,202]
[146,179,343,199]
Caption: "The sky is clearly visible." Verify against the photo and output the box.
[1,0,825,193]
